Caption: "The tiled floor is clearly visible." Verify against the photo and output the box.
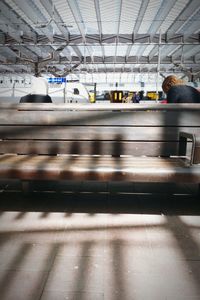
[0,180,200,300]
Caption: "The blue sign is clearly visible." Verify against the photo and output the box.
[47,77,66,83]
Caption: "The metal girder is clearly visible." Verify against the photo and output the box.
[12,52,55,76]
[0,1,36,41]
[116,0,122,38]
[0,64,14,72]
[67,67,163,73]
[2,55,198,67]
[148,0,177,34]
[145,0,180,59]
[0,46,18,63]
[1,33,199,46]
[0,64,196,74]
[27,45,51,59]
[65,33,200,45]
[7,0,54,43]
[34,0,70,42]
[0,68,166,74]
[133,0,150,33]
[184,46,200,58]
[67,0,86,43]
[0,23,22,43]
[47,62,81,77]
[94,0,105,58]
[113,0,123,72]
[57,55,199,64]
[148,46,159,60]
[67,0,94,69]
[0,53,7,63]
[168,0,200,33]
[125,44,133,60]
[94,0,102,37]
[14,64,29,72]
[11,46,38,61]
[70,45,82,61]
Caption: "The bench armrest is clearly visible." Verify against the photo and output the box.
[179,131,200,165]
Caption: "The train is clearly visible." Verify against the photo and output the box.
[0,75,90,103]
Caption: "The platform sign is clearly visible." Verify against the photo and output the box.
[47,77,66,83]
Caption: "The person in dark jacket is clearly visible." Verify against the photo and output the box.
[20,94,52,103]
[162,75,200,103]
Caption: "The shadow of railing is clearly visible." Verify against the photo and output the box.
[166,215,200,294]
[0,212,200,299]
[0,196,200,299]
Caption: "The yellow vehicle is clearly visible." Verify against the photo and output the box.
[147,91,158,100]
[146,91,164,100]
[110,90,123,103]
[89,92,96,103]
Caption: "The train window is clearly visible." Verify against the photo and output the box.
[74,88,79,95]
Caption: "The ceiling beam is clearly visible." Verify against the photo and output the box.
[67,0,94,68]
[2,55,198,66]
[7,0,54,43]
[70,45,82,61]
[0,22,22,43]
[176,6,200,34]
[0,65,14,72]
[0,53,7,63]
[136,0,178,57]
[67,0,86,43]
[148,0,177,34]
[133,0,150,34]
[94,0,105,58]
[168,0,200,33]
[0,1,36,41]
[1,33,199,46]
[34,0,70,42]
[113,0,123,72]
[11,46,38,61]
[0,46,18,63]
[1,62,198,75]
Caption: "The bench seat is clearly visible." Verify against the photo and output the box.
[0,154,199,183]
[0,103,200,191]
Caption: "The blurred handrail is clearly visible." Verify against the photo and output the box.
[0,102,200,111]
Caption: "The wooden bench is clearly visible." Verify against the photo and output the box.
[0,103,200,191]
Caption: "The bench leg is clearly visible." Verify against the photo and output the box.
[21,181,33,194]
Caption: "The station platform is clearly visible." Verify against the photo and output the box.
[0,181,200,300]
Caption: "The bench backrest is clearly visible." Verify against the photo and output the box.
[0,103,200,157]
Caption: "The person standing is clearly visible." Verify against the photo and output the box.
[133,92,140,103]
[162,75,200,103]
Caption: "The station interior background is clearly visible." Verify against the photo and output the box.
[0,0,200,102]
[0,1,200,300]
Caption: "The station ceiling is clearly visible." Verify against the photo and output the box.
[0,0,200,81]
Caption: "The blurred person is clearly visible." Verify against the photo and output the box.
[132,92,140,103]
[162,75,200,103]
